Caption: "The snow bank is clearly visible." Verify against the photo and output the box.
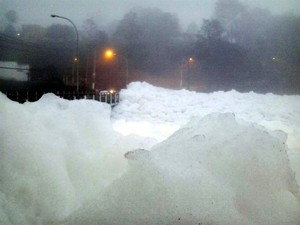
[1,82,300,225]
[0,93,130,224]
[112,82,300,149]
[68,113,300,225]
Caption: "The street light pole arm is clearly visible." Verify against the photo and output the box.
[51,14,79,93]
[50,14,79,57]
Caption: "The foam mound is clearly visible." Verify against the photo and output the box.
[0,93,128,225]
[69,113,300,225]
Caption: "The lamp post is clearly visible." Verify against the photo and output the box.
[51,14,79,93]
[92,50,97,90]
[124,57,129,86]
[116,53,129,86]
[103,49,129,86]
[179,57,194,89]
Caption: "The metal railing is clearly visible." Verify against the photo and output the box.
[2,90,120,106]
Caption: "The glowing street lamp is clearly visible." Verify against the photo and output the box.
[104,49,114,59]
[91,49,116,90]
[103,49,129,85]
[180,57,195,89]
[91,49,130,90]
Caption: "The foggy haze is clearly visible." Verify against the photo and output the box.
[1,0,299,29]
[1,0,300,94]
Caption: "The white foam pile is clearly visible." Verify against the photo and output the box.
[112,82,300,149]
[0,82,299,225]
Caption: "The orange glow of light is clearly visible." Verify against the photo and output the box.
[104,50,114,59]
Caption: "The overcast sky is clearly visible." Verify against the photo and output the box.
[1,0,299,30]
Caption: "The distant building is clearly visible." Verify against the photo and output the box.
[0,61,29,81]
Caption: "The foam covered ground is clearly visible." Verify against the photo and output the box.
[0,82,299,225]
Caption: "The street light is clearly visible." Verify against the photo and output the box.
[180,57,195,89]
[103,49,129,86]
[104,50,114,59]
[91,49,129,90]
[51,14,79,93]
[91,49,116,91]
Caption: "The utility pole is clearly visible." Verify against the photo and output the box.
[51,14,79,93]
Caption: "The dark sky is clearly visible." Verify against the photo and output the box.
[1,0,299,30]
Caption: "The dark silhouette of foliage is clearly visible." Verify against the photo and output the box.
[113,7,181,73]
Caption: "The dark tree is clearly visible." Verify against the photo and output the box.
[114,7,181,73]
[81,17,108,89]
[3,24,17,36]
[225,7,300,93]
[200,19,224,41]
[114,11,143,59]
[214,0,246,42]
[45,24,75,43]
[3,10,18,36]
[23,24,77,82]
[21,24,46,42]
[5,10,18,23]
[265,15,300,92]
[214,0,246,26]
[82,17,108,48]
[193,19,246,90]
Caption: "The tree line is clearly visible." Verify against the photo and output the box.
[0,0,299,94]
